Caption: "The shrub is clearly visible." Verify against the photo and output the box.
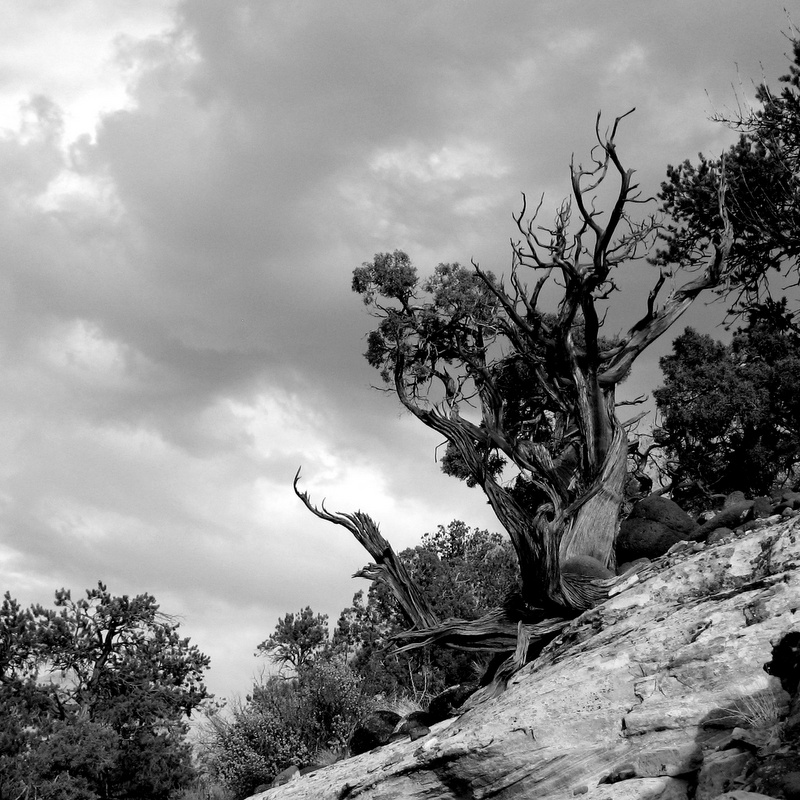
[296,659,371,752]
[206,705,311,800]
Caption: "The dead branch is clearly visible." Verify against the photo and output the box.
[293,469,439,629]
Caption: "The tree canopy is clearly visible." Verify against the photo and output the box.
[656,36,800,313]
[350,112,733,614]
[0,582,209,800]
[334,521,518,699]
[256,606,330,673]
[654,307,800,508]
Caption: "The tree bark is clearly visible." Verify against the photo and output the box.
[293,470,439,630]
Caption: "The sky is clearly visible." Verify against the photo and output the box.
[0,0,796,703]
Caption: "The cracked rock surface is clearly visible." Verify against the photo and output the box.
[252,520,800,800]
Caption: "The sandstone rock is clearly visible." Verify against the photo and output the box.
[695,749,753,800]
[253,520,800,800]
[270,765,299,788]
[426,683,477,723]
[630,495,699,535]
[349,709,401,755]
[617,557,651,576]
[706,527,735,545]
[617,518,687,561]
[774,489,800,513]
[693,502,754,541]
[724,491,748,508]
[562,554,616,579]
[752,497,774,519]
[617,496,699,561]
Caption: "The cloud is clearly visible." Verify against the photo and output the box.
[0,0,794,698]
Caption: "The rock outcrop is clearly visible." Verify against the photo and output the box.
[252,519,800,800]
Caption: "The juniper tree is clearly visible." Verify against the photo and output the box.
[348,113,732,614]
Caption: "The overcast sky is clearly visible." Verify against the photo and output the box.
[0,0,795,702]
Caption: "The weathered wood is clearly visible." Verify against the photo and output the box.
[293,470,439,630]
[391,608,569,654]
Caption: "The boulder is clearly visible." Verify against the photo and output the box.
[629,495,699,535]
[617,496,699,561]
[706,526,735,546]
[617,518,686,561]
[253,520,800,799]
[427,683,477,724]
[562,554,615,579]
[348,710,401,756]
[723,490,748,509]
[694,501,754,541]
[270,765,299,788]
[752,497,774,519]
[617,557,650,576]
[774,489,800,511]
[695,749,753,800]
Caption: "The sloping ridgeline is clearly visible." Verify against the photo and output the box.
[253,518,800,800]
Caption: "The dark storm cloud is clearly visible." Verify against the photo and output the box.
[0,0,793,696]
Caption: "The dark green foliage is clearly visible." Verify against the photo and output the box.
[354,254,500,387]
[291,659,371,752]
[656,37,800,310]
[655,310,800,508]
[206,699,311,799]
[335,521,518,700]
[256,606,329,672]
[206,660,370,799]
[0,583,209,800]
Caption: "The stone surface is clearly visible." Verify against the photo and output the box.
[427,683,477,723]
[563,554,616,579]
[706,527,735,545]
[723,491,748,509]
[617,496,700,561]
[752,497,774,519]
[270,765,299,788]
[774,490,800,512]
[252,519,800,800]
[748,753,800,799]
[695,749,753,800]
[630,495,699,535]
[617,518,687,561]
[348,710,401,756]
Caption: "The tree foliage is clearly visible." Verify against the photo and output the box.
[0,583,209,800]
[656,35,800,311]
[334,521,519,699]
[351,113,733,613]
[206,698,311,800]
[655,306,800,508]
[256,606,329,672]
[205,660,370,799]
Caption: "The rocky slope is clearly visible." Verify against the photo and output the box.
[253,519,800,800]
